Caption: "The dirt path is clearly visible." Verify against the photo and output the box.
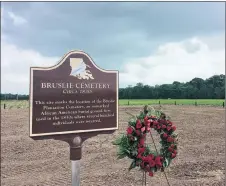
[1,105,225,186]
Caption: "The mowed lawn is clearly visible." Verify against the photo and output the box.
[1,100,29,109]
[119,99,225,106]
[1,99,225,109]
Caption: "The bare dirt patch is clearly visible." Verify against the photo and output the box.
[1,105,225,186]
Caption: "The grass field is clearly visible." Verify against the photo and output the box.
[1,100,29,109]
[120,99,225,106]
[1,99,225,109]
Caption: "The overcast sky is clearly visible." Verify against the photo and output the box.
[1,2,225,94]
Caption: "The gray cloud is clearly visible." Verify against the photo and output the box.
[1,2,225,93]
[2,2,224,61]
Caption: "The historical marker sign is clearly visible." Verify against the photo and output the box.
[29,50,118,137]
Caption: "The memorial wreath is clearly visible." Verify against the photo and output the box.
[113,106,178,177]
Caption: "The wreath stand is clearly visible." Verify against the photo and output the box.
[141,133,171,186]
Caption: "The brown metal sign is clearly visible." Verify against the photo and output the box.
[29,50,118,137]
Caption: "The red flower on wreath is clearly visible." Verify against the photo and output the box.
[144,116,150,125]
[155,156,161,162]
[155,156,163,168]
[141,127,146,132]
[163,133,168,139]
[147,154,154,160]
[140,161,145,168]
[167,126,171,131]
[138,147,145,154]
[135,130,141,136]
[139,138,145,146]
[146,126,151,132]
[127,127,133,134]
[153,121,158,126]
[171,153,176,158]
[149,159,156,167]
[144,119,151,127]
[142,156,149,162]
[167,136,174,143]
[159,119,166,124]
[172,126,176,131]
[149,171,154,177]
[136,120,142,129]
[168,147,173,152]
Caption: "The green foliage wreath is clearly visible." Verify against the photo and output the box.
[113,106,178,177]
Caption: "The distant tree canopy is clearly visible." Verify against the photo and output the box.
[119,74,225,99]
[0,93,29,100]
[1,74,225,100]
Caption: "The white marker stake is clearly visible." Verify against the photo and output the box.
[72,160,80,186]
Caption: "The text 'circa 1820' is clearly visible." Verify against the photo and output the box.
[29,51,118,137]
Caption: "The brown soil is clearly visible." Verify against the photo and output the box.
[1,105,225,186]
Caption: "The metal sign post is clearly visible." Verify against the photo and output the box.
[58,132,115,186]
[72,160,80,186]
[69,136,82,186]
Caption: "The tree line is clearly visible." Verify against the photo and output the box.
[1,74,225,100]
[0,93,29,100]
[119,74,225,99]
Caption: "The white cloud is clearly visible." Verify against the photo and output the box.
[1,39,59,94]
[7,11,27,25]
[1,33,225,94]
[120,33,225,87]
